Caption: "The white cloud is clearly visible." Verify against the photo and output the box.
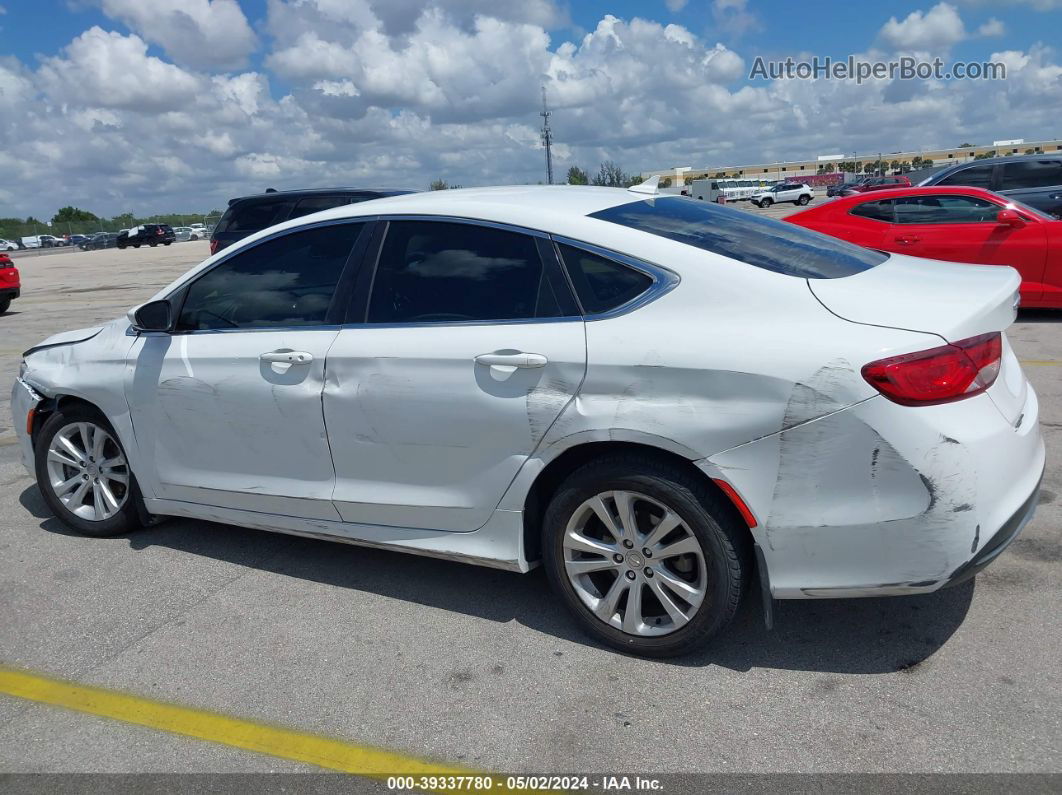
[977,17,1006,35]
[665,0,689,11]
[712,0,762,38]
[2,1,1061,220]
[96,0,258,70]
[879,3,968,51]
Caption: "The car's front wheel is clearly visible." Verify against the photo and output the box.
[34,405,143,537]
[543,455,747,657]
[759,197,772,208]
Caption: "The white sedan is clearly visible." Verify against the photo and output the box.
[11,184,1044,656]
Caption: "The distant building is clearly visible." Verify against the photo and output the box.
[642,138,1062,187]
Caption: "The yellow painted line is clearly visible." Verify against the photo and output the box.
[0,666,484,782]
[1019,360,1061,366]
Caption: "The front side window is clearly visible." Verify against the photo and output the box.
[938,164,994,189]
[367,221,565,324]
[557,244,654,314]
[177,223,362,330]
[1000,160,1062,191]
[589,197,887,279]
[893,195,999,224]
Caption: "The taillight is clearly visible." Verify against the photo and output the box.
[862,332,1002,406]
[209,239,219,255]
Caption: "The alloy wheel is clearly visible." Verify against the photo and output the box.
[46,422,130,522]
[562,490,708,637]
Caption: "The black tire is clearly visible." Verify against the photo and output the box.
[34,404,144,538]
[163,241,172,246]
[542,454,748,657]
[760,198,772,208]
[148,242,157,247]
[133,243,141,248]
[797,195,810,205]
[0,297,10,315]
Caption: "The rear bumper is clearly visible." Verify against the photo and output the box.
[0,287,19,299]
[944,472,1041,588]
[703,381,1044,599]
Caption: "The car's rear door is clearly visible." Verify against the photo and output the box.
[323,218,586,532]
[127,221,369,519]
[888,194,1047,301]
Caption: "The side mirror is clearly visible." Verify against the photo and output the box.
[997,209,1025,227]
[130,299,173,332]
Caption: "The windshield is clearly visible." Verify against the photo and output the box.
[588,196,887,279]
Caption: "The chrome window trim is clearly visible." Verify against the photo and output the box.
[549,234,680,321]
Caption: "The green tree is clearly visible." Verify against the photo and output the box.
[52,206,99,224]
[823,162,835,173]
[591,160,632,188]
[566,166,589,185]
[429,179,449,191]
[958,142,974,148]
[900,161,911,173]
[659,176,672,188]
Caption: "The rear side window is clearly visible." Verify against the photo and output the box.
[1000,160,1062,191]
[938,164,994,189]
[177,223,362,330]
[216,200,294,234]
[589,197,886,279]
[367,221,566,324]
[850,200,894,222]
[557,244,653,314]
[289,196,355,220]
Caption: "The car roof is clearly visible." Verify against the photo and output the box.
[291,185,659,230]
[228,187,414,205]
[931,153,1061,178]
[825,185,1000,203]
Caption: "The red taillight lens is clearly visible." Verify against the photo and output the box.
[862,332,1002,406]
[209,239,218,255]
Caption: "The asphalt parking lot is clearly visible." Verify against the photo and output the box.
[0,208,1059,777]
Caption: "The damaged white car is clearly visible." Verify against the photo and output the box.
[12,183,1044,657]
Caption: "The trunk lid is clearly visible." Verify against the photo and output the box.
[807,253,1020,342]
[809,253,1026,424]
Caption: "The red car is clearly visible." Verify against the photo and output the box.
[843,175,911,195]
[786,186,1062,308]
[0,253,19,314]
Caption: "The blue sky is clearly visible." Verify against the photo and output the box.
[0,1,1059,216]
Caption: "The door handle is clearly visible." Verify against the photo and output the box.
[474,352,548,368]
[260,350,313,364]
[894,236,920,245]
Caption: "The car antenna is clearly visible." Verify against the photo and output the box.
[628,175,660,195]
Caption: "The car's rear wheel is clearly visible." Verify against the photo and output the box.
[34,405,143,537]
[797,195,811,205]
[0,297,10,314]
[543,455,746,657]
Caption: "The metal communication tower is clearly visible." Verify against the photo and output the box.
[540,86,554,185]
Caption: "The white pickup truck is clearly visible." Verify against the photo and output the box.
[750,183,813,208]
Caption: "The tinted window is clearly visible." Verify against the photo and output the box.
[589,197,886,279]
[289,196,355,220]
[893,195,999,224]
[1000,160,1062,191]
[367,221,564,324]
[557,244,654,314]
[218,200,295,234]
[178,223,361,330]
[939,164,994,189]
[850,200,894,222]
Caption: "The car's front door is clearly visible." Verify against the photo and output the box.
[323,219,586,532]
[888,194,1047,302]
[127,221,367,520]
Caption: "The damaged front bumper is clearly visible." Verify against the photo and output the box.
[11,376,43,476]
